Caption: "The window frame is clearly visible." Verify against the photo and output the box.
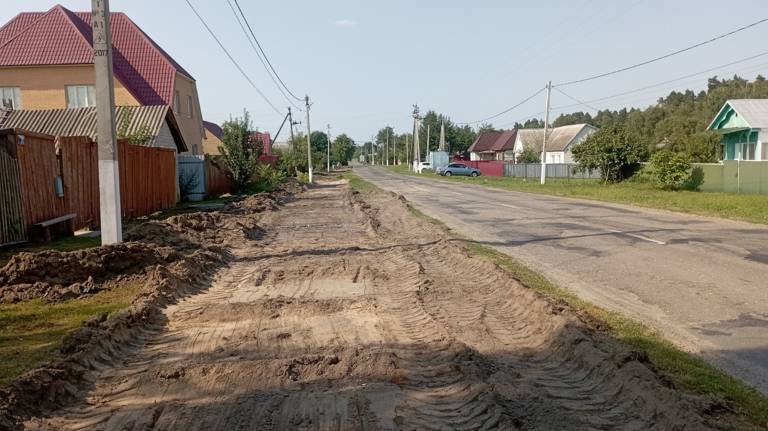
[187,95,193,119]
[65,85,96,108]
[0,87,21,109]
[173,91,180,114]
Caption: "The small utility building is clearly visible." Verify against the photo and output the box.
[708,99,767,161]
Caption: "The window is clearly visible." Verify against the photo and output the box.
[173,91,180,114]
[66,85,96,108]
[187,95,193,119]
[0,87,21,109]
[741,142,756,160]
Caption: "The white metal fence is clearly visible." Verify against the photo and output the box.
[177,155,206,201]
[504,163,602,179]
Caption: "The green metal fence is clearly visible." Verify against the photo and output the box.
[694,161,768,195]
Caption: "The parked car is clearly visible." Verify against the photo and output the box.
[436,163,481,177]
[416,161,432,173]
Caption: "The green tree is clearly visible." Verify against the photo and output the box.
[220,110,258,192]
[572,125,647,183]
[331,134,356,165]
[516,146,541,163]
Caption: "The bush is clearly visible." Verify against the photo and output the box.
[572,125,647,183]
[516,145,540,163]
[650,150,693,190]
[250,163,286,192]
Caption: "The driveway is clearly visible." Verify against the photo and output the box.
[358,166,768,394]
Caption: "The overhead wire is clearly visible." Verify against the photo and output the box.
[555,17,768,87]
[184,0,282,115]
[459,87,546,126]
[552,50,768,111]
[232,0,304,102]
[225,0,301,110]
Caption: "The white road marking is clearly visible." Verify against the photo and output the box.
[607,229,666,245]
[497,203,518,209]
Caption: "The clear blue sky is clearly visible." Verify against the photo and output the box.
[3,1,768,143]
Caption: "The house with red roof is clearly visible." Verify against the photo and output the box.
[467,130,518,161]
[0,4,204,154]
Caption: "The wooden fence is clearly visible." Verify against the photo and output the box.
[0,132,26,245]
[205,155,233,197]
[0,129,177,245]
[119,142,177,218]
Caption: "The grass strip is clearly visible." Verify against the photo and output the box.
[386,164,768,225]
[0,280,143,385]
[346,169,768,429]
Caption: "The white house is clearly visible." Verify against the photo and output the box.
[514,123,597,163]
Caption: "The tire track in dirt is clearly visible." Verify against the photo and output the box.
[24,179,720,430]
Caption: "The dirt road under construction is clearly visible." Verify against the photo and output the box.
[22,179,721,430]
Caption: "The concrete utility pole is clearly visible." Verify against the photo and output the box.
[326,124,331,172]
[540,81,552,185]
[305,95,313,183]
[412,105,420,171]
[405,135,410,168]
[92,0,122,244]
[426,124,430,153]
[385,127,390,166]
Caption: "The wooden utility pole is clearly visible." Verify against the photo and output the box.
[92,0,122,244]
[305,95,313,183]
[540,81,552,185]
[288,107,295,148]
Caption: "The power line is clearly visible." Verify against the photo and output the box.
[460,86,546,125]
[556,17,768,87]
[232,0,304,102]
[553,87,599,111]
[552,49,768,111]
[225,0,301,110]
[185,0,282,115]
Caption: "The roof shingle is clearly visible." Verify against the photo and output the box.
[468,130,518,153]
[0,4,193,107]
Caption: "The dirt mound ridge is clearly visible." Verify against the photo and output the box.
[0,182,299,430]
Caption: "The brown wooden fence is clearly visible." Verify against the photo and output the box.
[119,142,177,218]
[60,136,99,229]
[0,132,26,245]
[204,155,233,197]
[0,129,177,245]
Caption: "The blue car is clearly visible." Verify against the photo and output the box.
[437,163,481,177]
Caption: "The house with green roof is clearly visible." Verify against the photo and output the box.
[707,99,768,161]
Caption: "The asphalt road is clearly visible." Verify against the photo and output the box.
[358,166,768,394]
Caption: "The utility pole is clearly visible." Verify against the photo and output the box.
[385,127,390,166]
[288,107,295,147]
[405,135,410,168]
[412,105,420,171]
[92,0,122,244]
[540,81,552,185]
[326,124,331,172]
[426,124,430,153]
[305,95,313,184]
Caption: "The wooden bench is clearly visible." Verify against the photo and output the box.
[32,213,76,243]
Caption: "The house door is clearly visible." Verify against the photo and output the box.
[0,138,27,245]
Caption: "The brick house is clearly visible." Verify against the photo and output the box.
[0,4,204,154]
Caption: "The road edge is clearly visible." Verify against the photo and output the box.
[342,169,768,430]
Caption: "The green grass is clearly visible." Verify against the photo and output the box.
[350,169,768,429]
[0,281,143,385]
[387,164,768,225]
[342,171,380,193]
